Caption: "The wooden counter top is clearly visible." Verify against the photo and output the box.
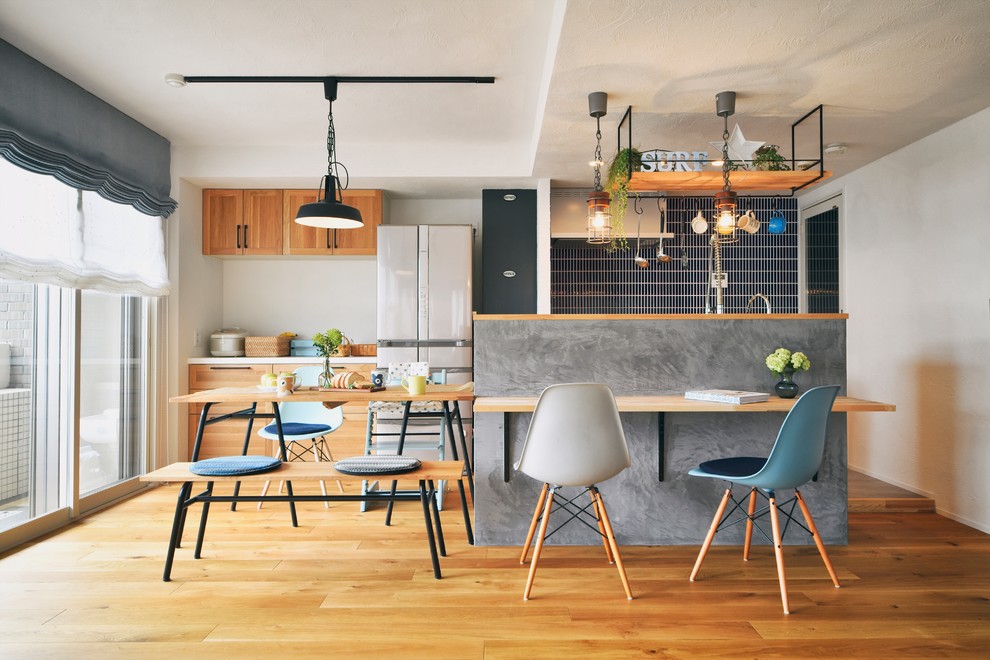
[473,313,848,321]
[170,383,474,405]
[475,394,894,413]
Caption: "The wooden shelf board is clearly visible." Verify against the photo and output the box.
[628,170,831,193]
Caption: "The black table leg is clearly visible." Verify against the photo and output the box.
[444,403,475,499]
[420,479,442,579]
[503,411,512,482]
[385,400,412,527]
[441,403,474,544]
[231,403,257,511]
[273,403,298,527]
[658,412,665,482]
[194,481,214,559]
[163,481,192,582]
[427,479,446,557]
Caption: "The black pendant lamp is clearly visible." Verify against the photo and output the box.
[295,80,364,229]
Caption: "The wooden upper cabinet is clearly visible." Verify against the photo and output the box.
[283,189,332,255]
[283,188,383,256]
[242,190,283,255]
[205,188,382,256]
[335,189,383,255]
[203,189,282,256]
[202,190,243,256]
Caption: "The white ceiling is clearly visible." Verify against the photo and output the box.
[1,0,989,199]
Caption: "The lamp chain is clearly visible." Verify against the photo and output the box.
[721,116,731,193]
[326,102,336,178]
[593,117,603,192]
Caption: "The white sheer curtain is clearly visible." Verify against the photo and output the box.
[0,157,169,296]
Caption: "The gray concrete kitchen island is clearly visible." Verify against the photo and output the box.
[471,313,858,547]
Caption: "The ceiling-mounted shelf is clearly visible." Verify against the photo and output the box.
[617,103,831,196]
[628,169,831,193]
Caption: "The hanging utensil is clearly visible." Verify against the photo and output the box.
[679,204,689,268]
[633,198,649,268]
[656,199,671,263]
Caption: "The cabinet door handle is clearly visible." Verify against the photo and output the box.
[236,224,241,249]
[208,366,252,370]
[333,231,337,250]
[326,229,331,250]
[243,224,249,249]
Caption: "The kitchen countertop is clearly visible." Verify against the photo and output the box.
[189,356,377,365]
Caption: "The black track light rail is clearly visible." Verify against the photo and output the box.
[182,75,495,85]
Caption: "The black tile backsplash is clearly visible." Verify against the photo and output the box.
[551,196,799,314]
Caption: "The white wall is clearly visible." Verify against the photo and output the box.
[166,175,223,461]
[801,106,990,532]
[219,197,483,344]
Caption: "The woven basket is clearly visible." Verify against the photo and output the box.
[245,336,291,357]
[330,335,352,357]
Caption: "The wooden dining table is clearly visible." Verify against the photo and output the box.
[151,383,476,581]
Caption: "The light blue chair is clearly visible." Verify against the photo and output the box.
[688,385,842,614]
[258,365,345,508]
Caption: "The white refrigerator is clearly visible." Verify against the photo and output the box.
[376,225,473,456]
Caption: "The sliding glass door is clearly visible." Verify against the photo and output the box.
[0,281,152,534]
[78,290,146,496]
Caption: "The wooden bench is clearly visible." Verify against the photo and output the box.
[142,460,468,581]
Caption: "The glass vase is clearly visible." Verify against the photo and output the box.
[318,358,333,389]
[774,368,799,399]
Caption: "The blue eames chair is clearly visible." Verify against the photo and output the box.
[516,383,633,601]
[688,385,842,614]
[257,366,345,507]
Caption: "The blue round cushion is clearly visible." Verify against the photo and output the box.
[189,455,282,476]
[263,422,332,436]
[333,455,422,476]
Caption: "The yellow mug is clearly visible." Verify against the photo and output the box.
[401,374,427,396]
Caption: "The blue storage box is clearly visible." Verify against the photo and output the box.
[290,339,320,357]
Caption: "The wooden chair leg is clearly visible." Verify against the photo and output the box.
[258,443,280,510]
[593,488,633,600]
[795,490,840,588]
[523,488,555,600]
[591,489,614,564]
[316,437,345,494]
[311,441,330,509]
[769,495,790,614]
[690,487,732,582]
[743,488,758,561]
[519,483,549,564]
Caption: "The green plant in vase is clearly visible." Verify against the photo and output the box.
[312,328,343,388]
[765,347,811,399]
[605,147,643,252]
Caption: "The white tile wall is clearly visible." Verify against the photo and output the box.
[0,388,30,504]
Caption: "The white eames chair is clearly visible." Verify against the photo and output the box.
[516,383,633,600]
[258,366,344,507]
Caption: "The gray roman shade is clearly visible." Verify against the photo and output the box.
[0,39,176,218]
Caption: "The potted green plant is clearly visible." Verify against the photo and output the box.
[312,328,344,388]
[604,147,643,251]
[752,145,791,171]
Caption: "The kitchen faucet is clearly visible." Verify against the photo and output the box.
[746,293,772,314]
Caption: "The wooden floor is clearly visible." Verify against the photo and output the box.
[1,481,988,659]
[848,470,936,513]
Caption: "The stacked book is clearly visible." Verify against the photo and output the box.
[684,389,770,404]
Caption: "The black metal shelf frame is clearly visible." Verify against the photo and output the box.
[617,103,826,197]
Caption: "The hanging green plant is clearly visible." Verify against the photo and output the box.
[605,147,642,252]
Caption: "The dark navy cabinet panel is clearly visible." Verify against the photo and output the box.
[482,189,537,314]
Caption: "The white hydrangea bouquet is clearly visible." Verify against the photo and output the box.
[765,347,811,375]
